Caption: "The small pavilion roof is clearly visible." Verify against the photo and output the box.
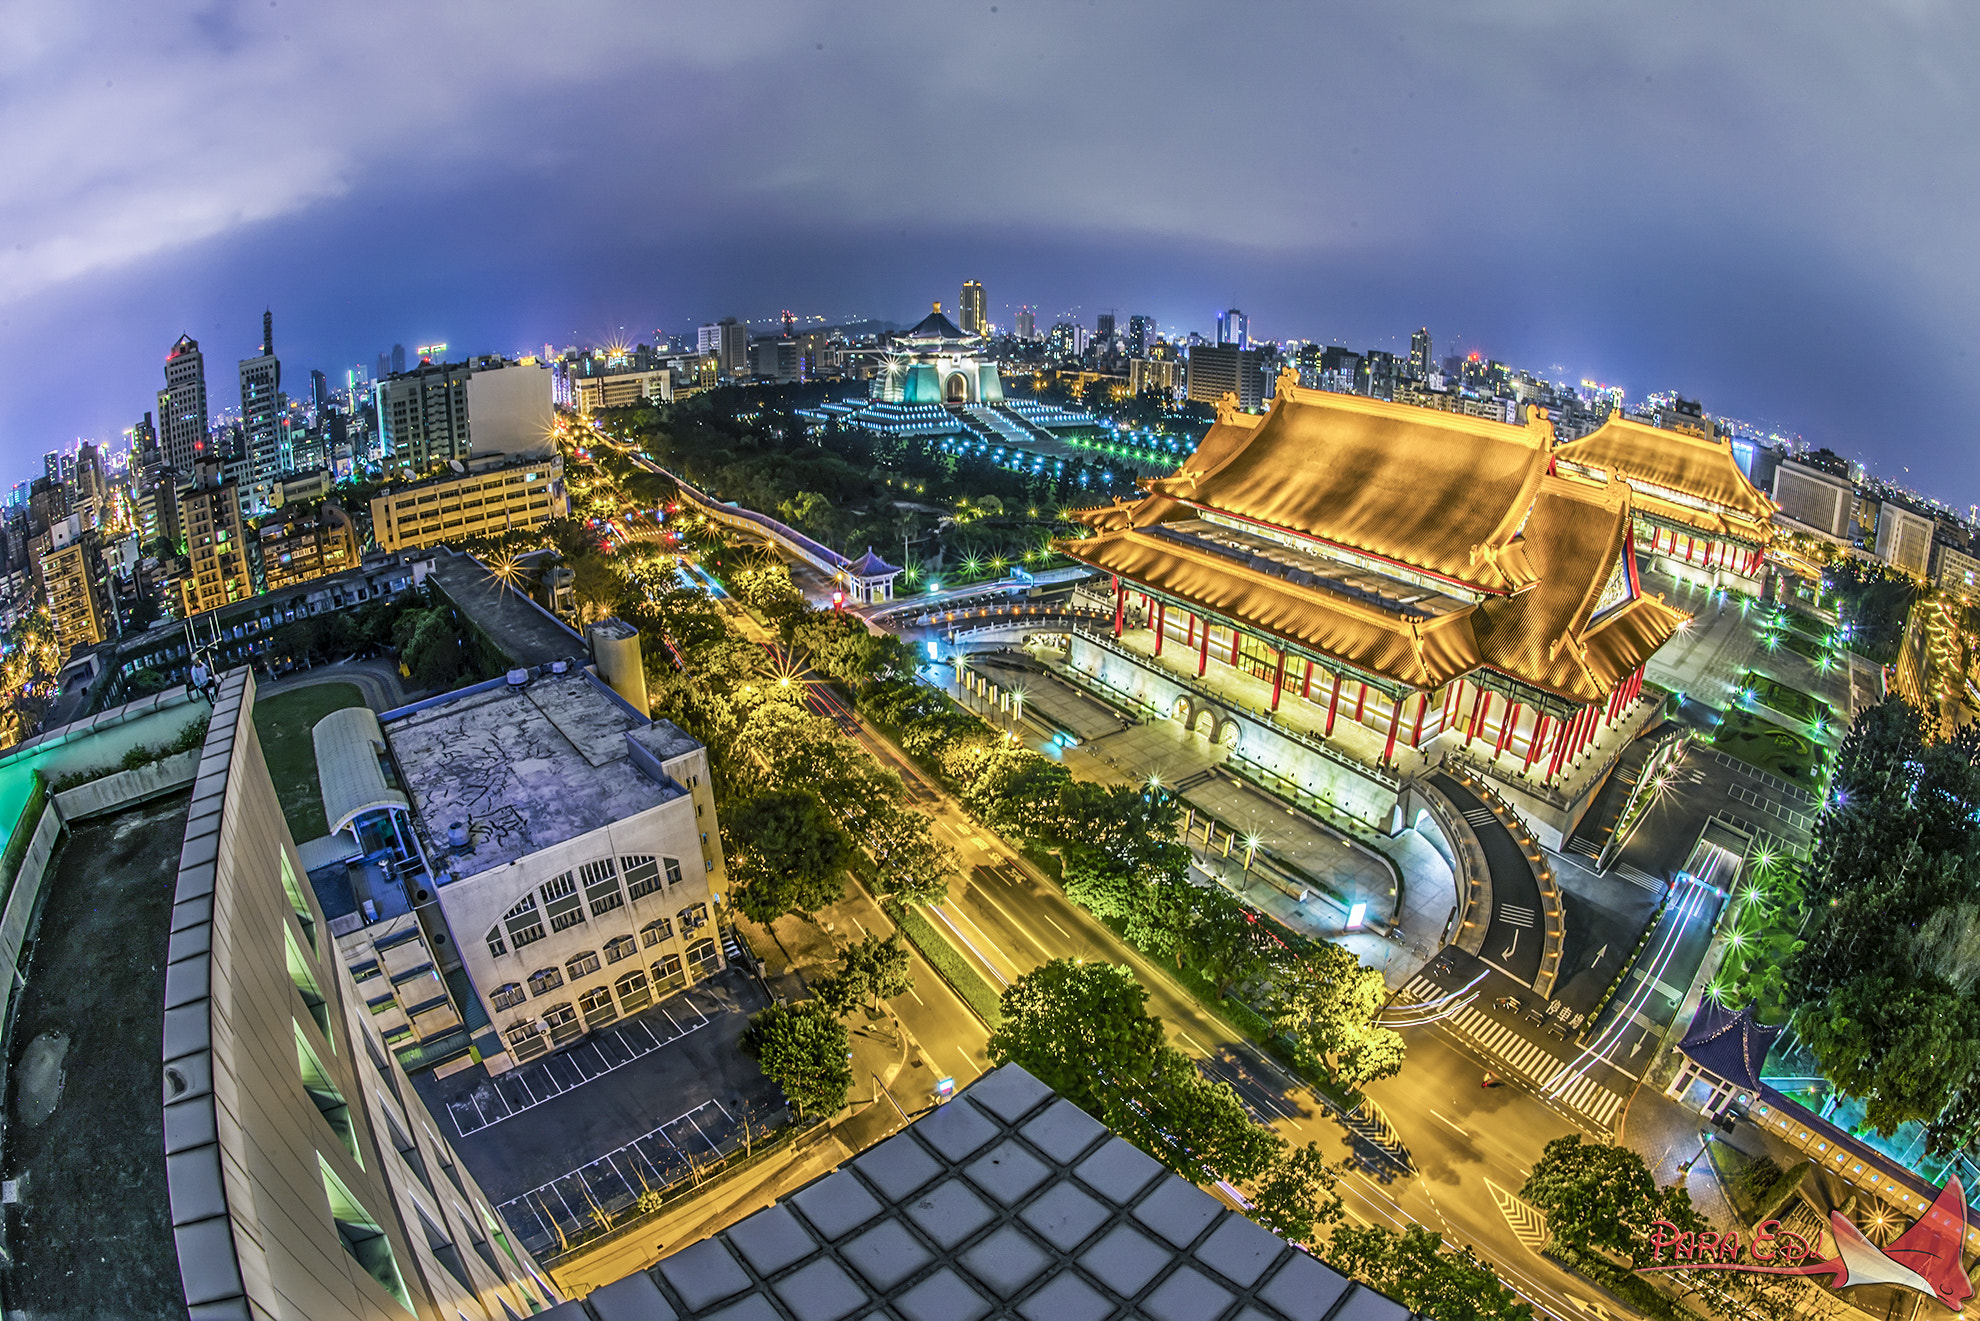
[1143,382,1553,595]
[1677,1000,1783,1091]
[845,546,900,578]
[313,706,407,837]
[1555,415,1776,522]
[901,310,970,343]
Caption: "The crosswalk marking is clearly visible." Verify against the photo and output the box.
[1498,904,1537,928]
[1462,808,1498,827]
[1613,863,1664,892]
[1397,978,1624,1128]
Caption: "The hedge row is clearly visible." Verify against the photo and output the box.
[895,904,1004,1030]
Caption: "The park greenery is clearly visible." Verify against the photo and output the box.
[1327,1224,1531,1321]
[1786,696,1980,1151]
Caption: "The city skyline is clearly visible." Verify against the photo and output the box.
[6,5,1980,497]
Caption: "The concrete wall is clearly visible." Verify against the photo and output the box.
[1067,634,1400,833]
[51,749,199,821]
[0,688,203,786]
[162,669,556,1319]
[0,797,63,1039]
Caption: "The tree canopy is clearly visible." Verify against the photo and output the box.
[741,1002,852,1118]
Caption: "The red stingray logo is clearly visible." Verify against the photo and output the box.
[1640,1178,1974,1311]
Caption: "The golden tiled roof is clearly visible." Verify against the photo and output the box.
[1060,525,1484,689]
[1471,473,1685,703]
[1554,415,1775,522]
[1143,382,1553,594]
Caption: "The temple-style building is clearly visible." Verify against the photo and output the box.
[873,305,1005,405]
[1554,415,1776,596]
[1056,374,1689,845]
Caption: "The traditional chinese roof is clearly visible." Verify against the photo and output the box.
[1470,473,1687,703]
[1555,414,1776,524]
[1677,1000,1783,1091]
[845,546,901,578]
[1059,387,1685,704]
[902,310,970,343]
[1142,382,1553,595]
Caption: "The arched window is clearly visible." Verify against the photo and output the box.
[485,927,507,960]
[604,935,637,964]
[541,1001,580,1045]
[653,953,684,990]
[581,859,623,916]
[491,983,526,1011]
[505,1021,548,1062]
[565,950,601,980]
[541,873,585,932]
[615,969,651,1014]
[502,894,544,950]
[641,917,673,948]
[686,938,719,978]
[622,855,661,900]
[677,903,709,933]
[527,967,564,997]
[579,985,617,1029]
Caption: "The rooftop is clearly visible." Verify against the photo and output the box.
[3,789,192,1315]
[584,1063,1416,1321]
[383,669,696,877]
[427,548,587,669]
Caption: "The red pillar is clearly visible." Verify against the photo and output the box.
[1494,701,1521,758]
[1186,612,1195,647]
[1302,659,1314,700]
[1524,714,1549,769]
[1353,683,1369,723]
[1409,692,1429,747]
[1465,689,1489,745]
[1231,625,1241,667]
[1197,617,1210,677]
[1112,575,1124,638]
[1271,649,1287,711]
[1325,672,1343,736]
[1546,720,1570,779]
[1154,601,1166,656]
[1382,695,1404,765]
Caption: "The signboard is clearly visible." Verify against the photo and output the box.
[1639,1177,1974,1311]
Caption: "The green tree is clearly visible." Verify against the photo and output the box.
[1518,1135,1691,1262]
[1109,1046,1280,1188]
[1265,942,1404,1086]
[986,959,1163,1121]
[741,1002,851,1118]
[1244,1142,1343,1245]
[1327,1224,1532,1321]
[723,788,857,923]
[816,931,913,1015]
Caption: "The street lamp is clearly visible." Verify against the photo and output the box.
[1241,834,1261,891]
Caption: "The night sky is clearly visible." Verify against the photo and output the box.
[5,4,1978,499]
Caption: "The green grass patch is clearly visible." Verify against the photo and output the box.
[1771,630,1830,663]
[1769,607,1831,642]
[1713,708,1829,785]
[1739,672,1831,728]
[253,683,366,841]
[896,905,1004,1029]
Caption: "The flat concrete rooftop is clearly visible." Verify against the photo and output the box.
[427,549,587,669]
[384,670,696,877]
[4,790,192,1317]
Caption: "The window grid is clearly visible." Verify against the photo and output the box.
[622,855,661,900]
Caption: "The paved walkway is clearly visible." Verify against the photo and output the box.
[256,657,418,711]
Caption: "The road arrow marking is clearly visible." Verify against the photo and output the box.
[1502,930,1520,959]
[1486,1178,1550,1254]
[1589,943,1609,967]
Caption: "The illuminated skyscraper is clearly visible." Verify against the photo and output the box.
[958,280,986,336]
[1216,307,1248,349]
[1127,314,1154,358]
[240,310,283,488]
[1015,306,1036,341]
[1409,327,1432,380]
[157,334,210,474]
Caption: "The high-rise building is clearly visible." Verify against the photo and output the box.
[376,357,553,469]
[375,351,391,381]
[695,319,750,378]
[310,368,329,415]
[1186,343,1269,411]
[1409,327,1432,380]
[390,342,407,374]
[1127,314,1154,358]
[240,310,284,490]
[158,334,211,474]
[958,280,986,337]
[43,514,110,655]
[178,459,252,615]
[133,411,159,467]
[41,451,61,486]
[73,442,107,519]
[1015,306,1036,341]
[1096,310,1117,342]
[259,502,359,591]
[1216,308,1248,349]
